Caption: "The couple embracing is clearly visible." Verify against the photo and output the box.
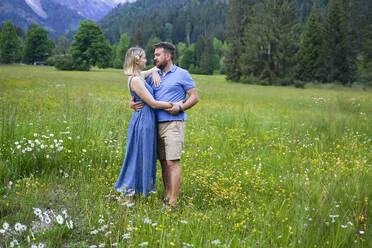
[114,42,199,208]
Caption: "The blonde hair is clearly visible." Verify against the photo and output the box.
[123,47,145,75]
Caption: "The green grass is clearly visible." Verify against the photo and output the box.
[0,64,371,247]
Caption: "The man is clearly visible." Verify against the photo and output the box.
[130,42,199,207]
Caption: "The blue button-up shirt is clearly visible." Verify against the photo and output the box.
[147,65,195,122]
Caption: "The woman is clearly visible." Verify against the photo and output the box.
[114,47,175,201]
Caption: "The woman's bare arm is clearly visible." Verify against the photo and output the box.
[130,77,171,109]
[140,66,161,86]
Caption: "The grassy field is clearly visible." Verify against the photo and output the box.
[0,64,371,247]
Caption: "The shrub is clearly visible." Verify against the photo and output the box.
[294,80,305,88]
[54,55,75,70]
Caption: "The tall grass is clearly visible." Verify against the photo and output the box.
[0,65,371,247]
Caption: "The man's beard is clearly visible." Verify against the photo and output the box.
[156,60,168,70]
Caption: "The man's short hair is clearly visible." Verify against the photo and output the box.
[154,42,176,60]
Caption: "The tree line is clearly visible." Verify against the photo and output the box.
[1,0,371,85]
[0,19,227,74]
[225,0,372,86]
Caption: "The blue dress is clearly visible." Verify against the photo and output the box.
[114,77,157,196]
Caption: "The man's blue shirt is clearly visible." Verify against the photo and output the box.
[147,65,195,122]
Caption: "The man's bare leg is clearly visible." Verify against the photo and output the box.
[160,159,170,199]
[161,159,181,206]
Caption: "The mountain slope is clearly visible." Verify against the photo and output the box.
[0,0,84,35]
[99,0,228,45]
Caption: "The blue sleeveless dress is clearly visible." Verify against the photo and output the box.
[114,77,157,196]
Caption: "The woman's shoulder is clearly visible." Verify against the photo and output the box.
[128,76,145,90]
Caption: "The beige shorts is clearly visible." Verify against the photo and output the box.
[157,121,186,161]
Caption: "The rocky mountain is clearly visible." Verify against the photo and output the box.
[0,0,135,35]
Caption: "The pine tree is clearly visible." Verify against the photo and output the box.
[200,36,218,75]
[180,44,196,71]
[23,23,52,64]
[54,36,70,55]
[0,20,21,64]
[241,0,300,84]
[360,24,372,84]
[70,20,112,71]
[324,0,354,84]
[225,0,254,81]
[113,34,130,69]
[145,36,161,67]
[298,8,324,82]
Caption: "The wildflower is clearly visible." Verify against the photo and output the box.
[62,209,68,218]
[10,240,19,247]
[66,220,74,229]
[56,215,64,224]
[17,145,21,149]
[112,243,118,247]
[14,222,22,231]
[152,222,158,227]
[181,220,188,224]
[341,225,347,228]
[122,233,131,239]
[211,239,220,245]
[44,216,51,224]
[347,221,353,226]
[90,230,98,235]
[21,224,27,231]
[33,208,42,216]
[105,231,112,236]
[98,224,108,232]
[3,222,9,230]
[0,229,5,234]
[38,243,45,248]
[359,231,365,234]
[98,218,104,224]
[139,241,149,246]
[89,246,97,248]
[99,244,105,248]
[31,245,37,248]
[143,217,152,224]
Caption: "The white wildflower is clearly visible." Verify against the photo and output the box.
[211,239,220,245]
[3,222,9,230]
[181,220,188,224]
[33,208,42,216]
[66,220,74,229]
[44,216,51,224]
[56,215,64,224]
[10,240,19,247]
[143,217,152,224]
[139,241,149,246]
[122,233,131,239]
[14,222,22,231]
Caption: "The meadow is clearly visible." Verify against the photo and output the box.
[0,64,371,247]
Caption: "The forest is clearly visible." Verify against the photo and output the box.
[1,0,371,86]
